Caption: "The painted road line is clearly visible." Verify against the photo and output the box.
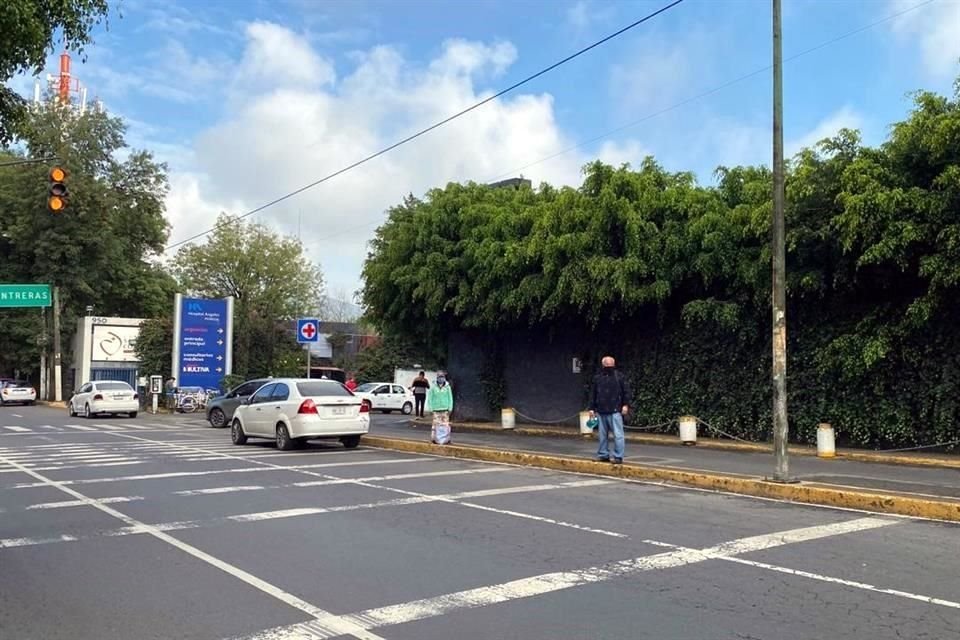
[291,467,506,487]
[0,452,387,640]
[236,517,899,640]
[720,555,960,609]
[93,424,129,431]
[26,495,144,510]
[64,425,97,431]
[11,457,434,488]
[3,426,30,432]
[105,433,625,538]
[10,414,23,418]
[175,485,265,496]
[641,538,960,610]
[177,468,509,497]
[0,480,620,549]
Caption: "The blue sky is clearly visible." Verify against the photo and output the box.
[10,0,960,297]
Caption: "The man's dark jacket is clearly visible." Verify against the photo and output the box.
[590,368,631,414]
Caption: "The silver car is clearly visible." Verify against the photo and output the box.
[206,378,272,428]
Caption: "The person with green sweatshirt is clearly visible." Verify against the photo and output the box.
[427,371,453,444]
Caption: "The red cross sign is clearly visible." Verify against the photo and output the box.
[297,318,320,343]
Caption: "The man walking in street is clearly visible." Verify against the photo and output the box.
[589,356,630,464]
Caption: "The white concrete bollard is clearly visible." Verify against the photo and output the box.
[501,408,515,430]
[817,423,836,458]
[579,411,594,436]
[679,415,698,445]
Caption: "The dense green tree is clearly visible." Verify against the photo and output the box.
[173,214,324,378]
[362,74,960,448]
[133,317,172,380]
[0,0,111,144]
[0,104,174,382]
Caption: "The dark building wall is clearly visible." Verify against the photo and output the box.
[447,331,493,421]
[448,329,589,423]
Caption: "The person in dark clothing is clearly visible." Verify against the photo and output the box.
[410,371,430,418]
[589,356,631,464]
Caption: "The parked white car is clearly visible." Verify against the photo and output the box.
[69,380,139,418]
[230,378,369,450]
[0,380,37,406]
[353,382,415,415]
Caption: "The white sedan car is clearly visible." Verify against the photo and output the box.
[0,380,37,406]
[231,378,369,450]
[69,380,139,418]
[353,382,415,415]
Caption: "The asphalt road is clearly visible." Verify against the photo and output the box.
[1,404,958,639]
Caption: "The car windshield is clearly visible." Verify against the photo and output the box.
[5,381,28,388]
[355,383,378,392]
[96,382,131,391]
[297,381,353,397]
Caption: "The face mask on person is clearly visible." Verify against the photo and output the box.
[436,376,446,386]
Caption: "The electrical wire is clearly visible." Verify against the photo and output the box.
[163,0,687,252]
[279,0,936,248]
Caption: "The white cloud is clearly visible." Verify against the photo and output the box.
[787,105,863,156]
[240,21,336,89]
[565,0,616,36]
[161,25,593,293]
[890,0,960,77]
[595,139,651,168]
[608,26,714,117]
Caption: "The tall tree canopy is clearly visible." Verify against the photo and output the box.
[174,215,325,378]
[362,75,960,448]
[0,103,174,378]
[0,0,111,144]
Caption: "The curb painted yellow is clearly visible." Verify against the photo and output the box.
[410,420,960,470]
[364,435,960,522]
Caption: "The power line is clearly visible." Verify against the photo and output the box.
[300,0,935,246]
[164,0,687,252]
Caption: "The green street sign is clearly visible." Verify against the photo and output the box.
[0,284,52,308]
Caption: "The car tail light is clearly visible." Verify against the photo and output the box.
[93,394,103,401]
[133,393,139,400]
[298,399,318,414]
[359,402,370,413]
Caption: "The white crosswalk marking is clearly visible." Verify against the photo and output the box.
[3,426,30,432]
[64,424,96,431]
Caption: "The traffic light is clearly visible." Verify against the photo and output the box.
[48,166,68,212]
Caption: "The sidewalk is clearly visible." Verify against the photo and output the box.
[366,418,960,519]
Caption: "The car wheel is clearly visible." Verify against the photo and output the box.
[231,419,248,445]
[208,408,226,428]
[129,411,138,419]
[68,402,77,417]
[340,434,362,449]
[401,402,413,415]
[276,423,294,451]
[83,403,92,419]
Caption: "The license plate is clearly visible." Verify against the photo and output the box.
[332,407,346,416]
[113,394,126,400]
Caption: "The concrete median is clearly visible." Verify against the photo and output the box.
[363,434,960,522]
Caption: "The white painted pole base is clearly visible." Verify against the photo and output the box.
[501,408,515,430]
[152,394,159,415]
[817,423,836,458]
[679,415,697,445]
[579,411,593,436]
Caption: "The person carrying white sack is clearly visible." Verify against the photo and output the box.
[427,371,454,445]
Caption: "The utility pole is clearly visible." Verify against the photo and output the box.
[52,286,63,402]
[771,0,790,482]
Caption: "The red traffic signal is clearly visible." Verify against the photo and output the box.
[48,166,68,212]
